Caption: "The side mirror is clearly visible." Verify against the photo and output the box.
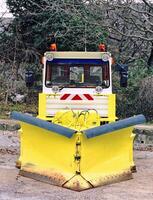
[25,70,35,88]
[115,64,128,88]
[120,71,128,87]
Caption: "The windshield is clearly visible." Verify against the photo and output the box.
[45,62,110,88]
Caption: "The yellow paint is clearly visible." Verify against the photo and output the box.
[38,93,117,122]
[52,110,100,130]
[18,116,135,190]
[38,93,47,120]
[81,127,135,187]
[107,94,116,122]
[19,122,77,185]
[18,90,135,191]
[81,73,84,83]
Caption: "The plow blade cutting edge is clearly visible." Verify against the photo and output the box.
[11,112,145,191]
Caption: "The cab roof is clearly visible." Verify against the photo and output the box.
[44,51,111,60]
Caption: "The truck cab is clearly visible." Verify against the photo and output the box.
[38,51,116,123]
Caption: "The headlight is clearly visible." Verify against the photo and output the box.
[101,53,110,62]
[45,52,54,61]
[52,86,59,93]
[95,86,103,94]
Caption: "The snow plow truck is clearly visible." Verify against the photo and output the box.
[11,45,146,191]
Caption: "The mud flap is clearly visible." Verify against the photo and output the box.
[11,112,145,191]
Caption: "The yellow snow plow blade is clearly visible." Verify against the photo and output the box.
[11,112,145,191]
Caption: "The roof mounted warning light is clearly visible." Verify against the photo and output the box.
[50,43,57,51]
[99,43,106,52]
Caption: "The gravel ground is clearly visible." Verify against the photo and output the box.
[0,130,153,200]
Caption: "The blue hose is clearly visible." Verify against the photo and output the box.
[11,111,76,138]
[84,114,146,139]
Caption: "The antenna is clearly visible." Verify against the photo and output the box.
[85,23,87,52]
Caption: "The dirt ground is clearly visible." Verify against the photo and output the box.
[0,130,153,200]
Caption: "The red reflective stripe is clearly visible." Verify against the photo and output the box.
[83,94,94,100]
[72,95,82,100]
[60,94,70,100]
[60,94,94,100]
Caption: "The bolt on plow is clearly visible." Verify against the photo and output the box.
[12,112,145,191]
